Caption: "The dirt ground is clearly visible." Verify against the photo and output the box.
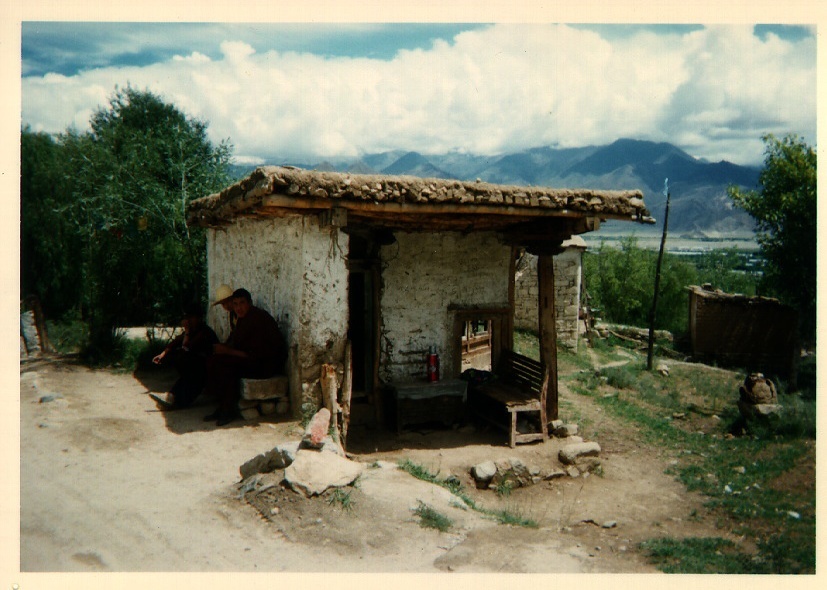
[17,354,742,574]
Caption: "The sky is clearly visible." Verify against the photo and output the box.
[15,11,822,169]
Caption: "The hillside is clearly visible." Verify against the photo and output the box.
[230,139,761,236]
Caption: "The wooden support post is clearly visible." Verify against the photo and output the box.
[537,254,559,422]
[340,342,353,451]
[320,364,340,442]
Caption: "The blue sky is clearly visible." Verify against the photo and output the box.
[19,20,818,166]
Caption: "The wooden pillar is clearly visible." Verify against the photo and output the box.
[537,254,559,421]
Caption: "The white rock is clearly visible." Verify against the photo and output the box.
[559,442,601,465]
[285,449,364,497]
[471,460,497,482]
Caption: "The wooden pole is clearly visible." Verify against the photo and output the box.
[537,254,558,422]
[320,364,340,442]
[647,179,671,370]
[340,342,353,450]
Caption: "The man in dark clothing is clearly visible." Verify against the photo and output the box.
[203,288,288,426]
[151,303,219,410]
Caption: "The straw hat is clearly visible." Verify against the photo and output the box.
[212,284,233,305]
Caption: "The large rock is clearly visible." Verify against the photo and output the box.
[284,449,364,497]
[559,442,601,465]
[738,400,783,421]
[739,373,778,404]
[239,441,300,479]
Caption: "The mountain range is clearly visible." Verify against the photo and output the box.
[236,139,761,237]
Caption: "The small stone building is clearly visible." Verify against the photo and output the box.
[514,236,586,350]
[687,285,799,377]
[187,167,650,428]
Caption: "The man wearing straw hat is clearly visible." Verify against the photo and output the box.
[212,283,237,335]
[203,288,287,426]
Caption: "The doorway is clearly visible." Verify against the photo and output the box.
[347,232,380,406]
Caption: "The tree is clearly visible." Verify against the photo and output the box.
[728,134,817,343]
[58,86,233,349]
[583,236,699,335]
[21,127,85,317]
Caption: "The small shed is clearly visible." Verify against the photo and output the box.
[687,285,799,377]
[187,166,650,432]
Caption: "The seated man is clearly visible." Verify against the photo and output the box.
[150,303,219,410]
[203,288,288,426]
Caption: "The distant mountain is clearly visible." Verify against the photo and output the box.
[241,138,762,236]
[381,151,452,178]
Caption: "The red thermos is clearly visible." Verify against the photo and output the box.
[427,346,440,382]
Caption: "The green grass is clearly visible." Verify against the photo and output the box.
[327,488,355,512]
[569,358,815,574]
[398,459,538,528]
[414,502,453,532]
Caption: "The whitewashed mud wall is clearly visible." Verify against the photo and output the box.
[207,216,349,416]
[379,231,511,382]
[514,240,584,349]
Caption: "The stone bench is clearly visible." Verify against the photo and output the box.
[238,375,290,420]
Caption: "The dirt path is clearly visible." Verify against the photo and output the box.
[18,357,729,573]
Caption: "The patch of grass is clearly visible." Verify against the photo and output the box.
[575,356,816,574]
[414,502,453,532]
[640,537,755,574]
[512,329,540,361]
[327,488,355,512]
[398,459,538,529]
[481,507,538,528]
[494,480,513,497]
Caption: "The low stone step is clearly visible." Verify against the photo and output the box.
[241,375,289,401]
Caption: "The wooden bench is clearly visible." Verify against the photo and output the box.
[470,350,548,447]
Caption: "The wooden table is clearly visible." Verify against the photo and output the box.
[392,379,468,433]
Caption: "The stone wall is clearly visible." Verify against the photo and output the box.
[206,221,520,413]
[379,231,511,382]
[207,216,349,416]
[514,239,585,349]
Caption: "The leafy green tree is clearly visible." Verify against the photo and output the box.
[58,86,232,350]
[728,134,817,342]
[21,127,85,317]
[583,236,699,335]
[694,248,759,296]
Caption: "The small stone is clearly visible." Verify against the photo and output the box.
[602,520,617,529]
[566,466,580,478]
[553,423,579,438]
[733,466,746,474]
[787,511,801,519]
[240,407,260,420]
[471,460,498,484]
[259,401,277,415]
[559,442,601,465]
[270,506,280,515]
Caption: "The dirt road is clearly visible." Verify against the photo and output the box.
[16,357,729,574]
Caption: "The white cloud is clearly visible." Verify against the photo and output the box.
[21,24,816,165]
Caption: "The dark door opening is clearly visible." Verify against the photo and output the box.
[348,269,374,399]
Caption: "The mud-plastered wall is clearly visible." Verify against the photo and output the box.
[379,231,511,382]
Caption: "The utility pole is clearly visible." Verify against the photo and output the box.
[647,179,671,370]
